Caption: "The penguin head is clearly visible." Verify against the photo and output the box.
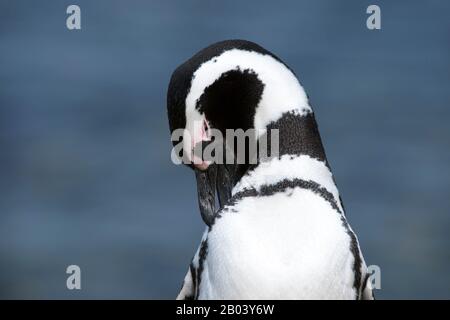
[167,40,316,226]
[167,39,311,171]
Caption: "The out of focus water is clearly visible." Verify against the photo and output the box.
[0,0,449,299]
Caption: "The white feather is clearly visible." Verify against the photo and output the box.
[200,185,356,299]
[233,155,343,212]
[185,49,311,136]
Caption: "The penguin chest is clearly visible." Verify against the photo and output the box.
[200,188,357,299]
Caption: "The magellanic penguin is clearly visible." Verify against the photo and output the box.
[167,40,374,300]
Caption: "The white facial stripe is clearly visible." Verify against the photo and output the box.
[233,155,343,212]
[185,49,311,132]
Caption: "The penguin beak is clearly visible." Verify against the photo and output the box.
[194,162,235,227]
[195,165,217,226]
[185,118,235,226]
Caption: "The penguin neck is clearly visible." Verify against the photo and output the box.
[263,110,328,163]
[231,110,333,193]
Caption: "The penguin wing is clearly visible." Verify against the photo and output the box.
[176,265,196,300]
[360,273,375,300]
[176,230,208,300]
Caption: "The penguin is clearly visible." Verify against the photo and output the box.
[167,40,374,300]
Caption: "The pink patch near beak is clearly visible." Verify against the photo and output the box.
[191,118,211,171]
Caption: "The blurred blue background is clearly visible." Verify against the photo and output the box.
[0,0,449,299]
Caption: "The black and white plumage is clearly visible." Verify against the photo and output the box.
[167,40,373,300]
